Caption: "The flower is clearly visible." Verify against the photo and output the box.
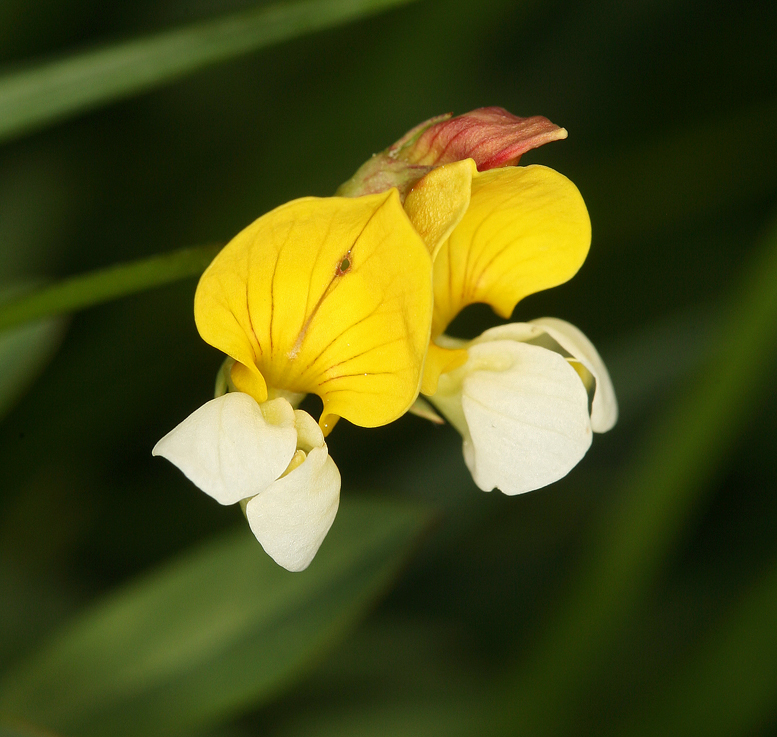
[154,190,434,570]
[334,107,615,495]
[194,191,433,433]
[404,158,618,495]
[156,107,617,566]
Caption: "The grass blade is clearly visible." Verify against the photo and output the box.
[0,286,65,418]
[0,497,433,737]
[0,0,418,143]
[490,211,777,735]
[0,244,220,333]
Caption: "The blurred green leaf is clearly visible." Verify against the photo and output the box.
[0,245,219,332]
[0,286,65,420]
[0,0,419,144]
[491,210,777,735]
[0,497,433,737]
[0,319,64,420]
[586,100,777,246]
[262,615,486,737]
[628,559,777,737]
[0,719,64,737]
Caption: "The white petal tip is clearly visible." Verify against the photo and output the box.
[246,448,341,572]
[153,393,298,506]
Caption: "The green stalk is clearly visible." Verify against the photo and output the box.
[0,244,220,332]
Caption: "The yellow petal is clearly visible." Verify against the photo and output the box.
[420,342,468,396]
[194,191,433,432]
[431,165,591,337]
[403,159,475,258]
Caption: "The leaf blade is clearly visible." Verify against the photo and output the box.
[0,0,418,143]
[0,244,220,332]
[0,285,66,420]
[0,496,433,737]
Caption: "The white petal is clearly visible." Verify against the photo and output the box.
[457,340,592,495]
[292,408,325,452]
[530,317,618,432]
[152,393,297,505]
[245,431,341,572]
[471,323,544,345]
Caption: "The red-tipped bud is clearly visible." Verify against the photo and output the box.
[337,107,567,200]
[400,107,567,170]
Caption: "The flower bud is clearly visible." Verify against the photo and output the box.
[337,107,567,200]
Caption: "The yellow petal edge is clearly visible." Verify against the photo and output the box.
[194,190,433,433]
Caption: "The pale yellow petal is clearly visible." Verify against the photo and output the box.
[420,341,468,396]
[404,159,475,258]
[195,191,433,432]
[432,165,591,337]
[529,317,618,432]
[406,396,445,425]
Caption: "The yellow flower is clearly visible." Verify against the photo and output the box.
[154,190,434,570]
[155,105,617,568]
[195,189,433,434]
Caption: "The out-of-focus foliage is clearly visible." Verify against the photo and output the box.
[0,285,65,420]
[1,498,433,737]
[0,1,775,736]
[0,0,420,143]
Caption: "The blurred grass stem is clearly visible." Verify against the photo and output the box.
[0,244,220,332]
[490,211,777,735]
[0,0,418,143]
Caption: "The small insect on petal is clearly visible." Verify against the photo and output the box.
[336,254,353,276]
[195,190,433,431]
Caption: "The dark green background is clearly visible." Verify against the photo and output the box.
[1,1,776,735]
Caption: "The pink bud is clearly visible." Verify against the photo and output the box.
[337,108,567,200]
[398,107,567,170]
